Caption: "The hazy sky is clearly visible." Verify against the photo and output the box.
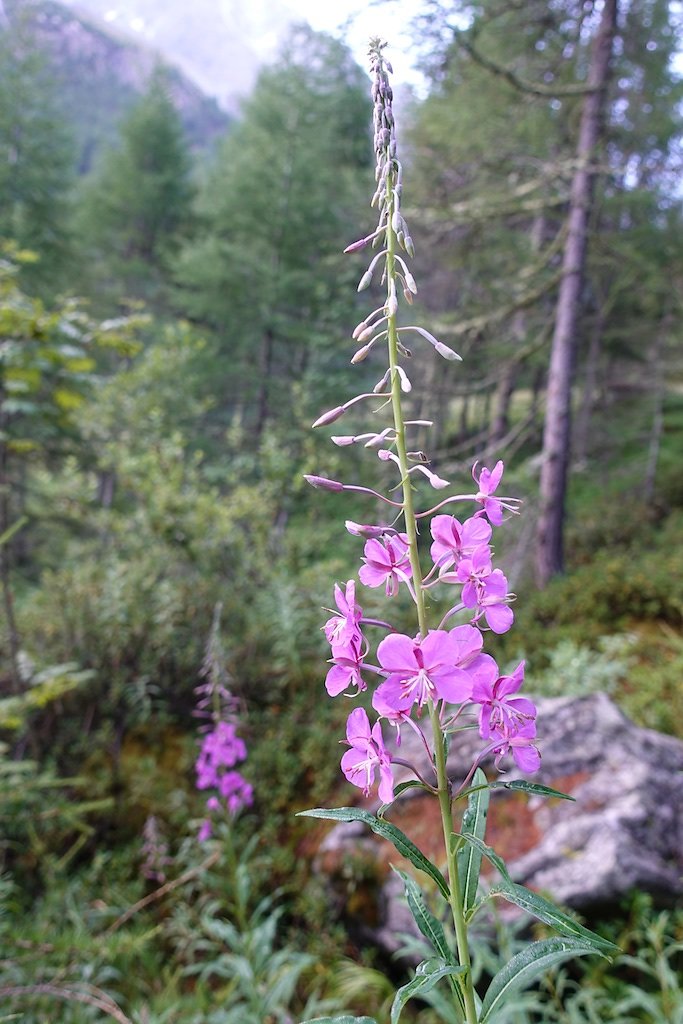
[283,0,426,86]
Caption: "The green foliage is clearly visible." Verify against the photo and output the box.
[0,16,75,292]
[175,25,372,436]
[76,67,194,307]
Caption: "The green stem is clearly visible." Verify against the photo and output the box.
[385,186,479,1024]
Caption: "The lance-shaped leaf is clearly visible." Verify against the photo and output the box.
[459,832,513,890]
[393,869,466,1019]
[480,937,611,1023]
[456,768,489,913]
[458,779,575,802]
[299,808,449,900]
[302,1017,378,1024]
[393,868,452,961]
[391,958,467,1024]
[484,881,620,954]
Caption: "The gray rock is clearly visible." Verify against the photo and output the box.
[314,694,683,953]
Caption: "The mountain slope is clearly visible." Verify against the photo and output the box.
[3,0,230,169]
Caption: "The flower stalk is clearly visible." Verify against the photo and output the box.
[378,51,478,1023]
[298,36,615,1024]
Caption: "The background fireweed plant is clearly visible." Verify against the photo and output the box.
[299,39,619,1024]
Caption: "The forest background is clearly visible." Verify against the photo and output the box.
[1,0,682,1021]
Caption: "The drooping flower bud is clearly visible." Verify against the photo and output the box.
[312,405,345,428]
[304,475,344,492]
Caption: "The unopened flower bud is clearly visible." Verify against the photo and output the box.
[403,288,414,305]
[396,366,412,393]
[404,270,418,294]
[352,320,367,340]
[357,324,376,342]
[312,405,345,428]
[404,235,415,258]
[345,520,387,539]
[435,342,462,361]
[331,435,356,446]
[387,293,398,317]
[344,237,369,254]
[351,343,372,363]
[358,270,373,292]
[304,475,344,492]
[373,369,390,393]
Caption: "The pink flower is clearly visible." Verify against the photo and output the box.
[473,460,505,526]
[324,580,363,647]
[325,638,367,697]
[341,707,394,803]
[374,626,482,712]
[196,721,247,789]
[218,771,254,814]
[372,688,412,745]
[490,720,541,773]
[470,659,536,739]
[430,514,492,572]
[456,548,514,634]
[358,534,411,596]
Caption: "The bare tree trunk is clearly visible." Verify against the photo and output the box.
[535,0,618,588]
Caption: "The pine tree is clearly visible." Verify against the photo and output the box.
[175,26,371,439]
[76,67,194,307]
[0,13,75,293]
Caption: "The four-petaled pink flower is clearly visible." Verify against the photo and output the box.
[358,534,411,596]
[490,720,541,773]
[470,658,536,739]
[341,707,394,803]
[473,460,505,526]
[325,638,367,697]
[324,580,363,647]
[430,514,492,572]
[456,546,514,634]
[316,457,536,792]
[374,627,482,712]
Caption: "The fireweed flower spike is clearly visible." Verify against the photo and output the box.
[300,39,616,1024]
[194,606,252,841]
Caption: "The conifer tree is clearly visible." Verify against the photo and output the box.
[175,26,371,439]
[77,67,194,307]
[0,14,75,293]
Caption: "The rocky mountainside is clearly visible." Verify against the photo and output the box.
[3,0,231,169]
[57,0,293,110]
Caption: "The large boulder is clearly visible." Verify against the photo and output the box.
[313,694,683,952]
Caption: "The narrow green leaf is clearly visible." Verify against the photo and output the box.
[460,832,513,884]
[394,870,466,1019]
[394,868,452,961]
[391,958,467,1024]
[498,780,575,801]
[487,882,620,953]
[299,808,449,900]
[457,768,489,913]
[301,1017,378,1024]
[480,938,610,1023]
[457,780,575,803]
